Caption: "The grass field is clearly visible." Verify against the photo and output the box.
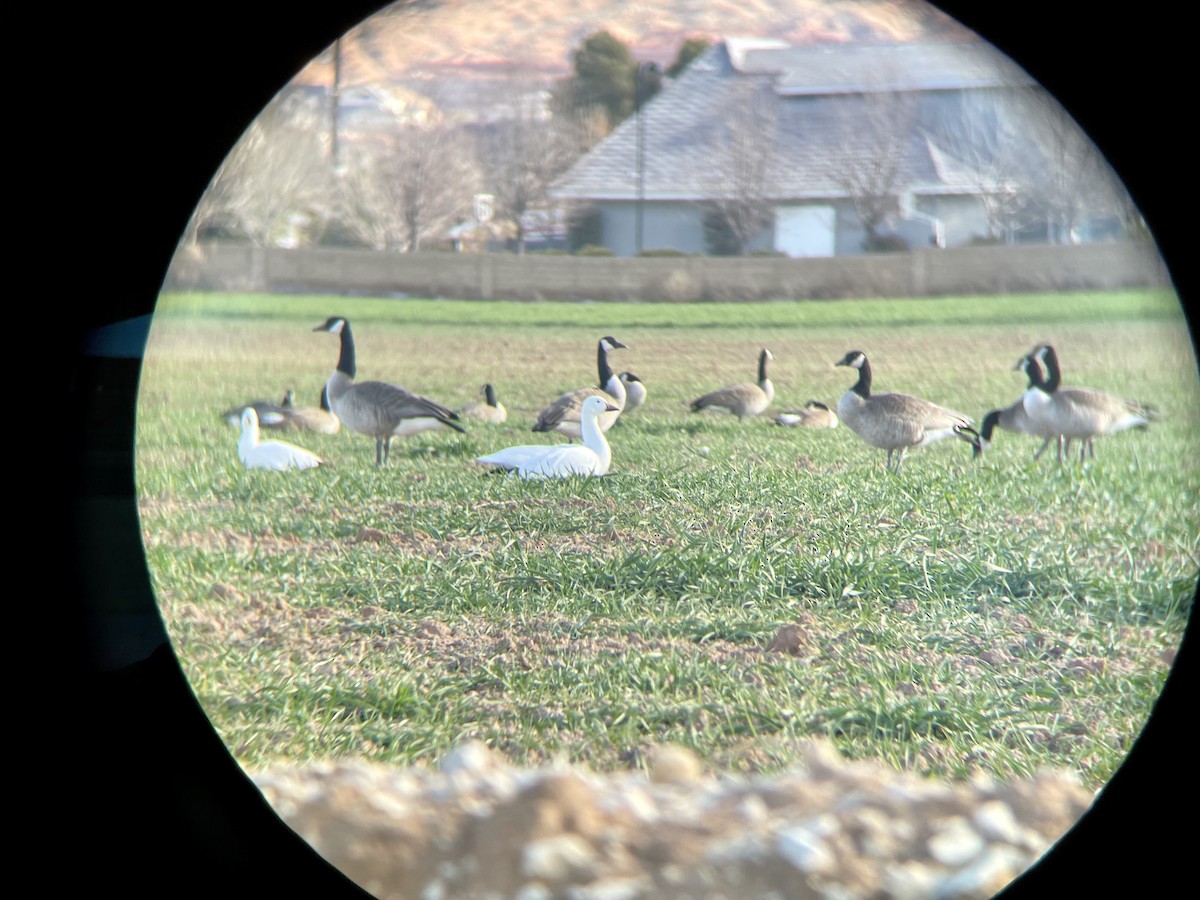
[135,289,1198,790]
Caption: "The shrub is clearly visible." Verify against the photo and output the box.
[636,248,690,257]
[319,219,375,249]
[575,244,615,257]
[568,207,604,251]
[862,233,910,253]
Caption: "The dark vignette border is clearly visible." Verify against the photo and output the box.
[57,2,1195,896]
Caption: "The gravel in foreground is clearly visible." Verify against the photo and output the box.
[253,740,1095,899]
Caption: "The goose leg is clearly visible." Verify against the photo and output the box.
[375,438,384,466]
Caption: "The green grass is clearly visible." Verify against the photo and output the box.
[136,288,1198,787]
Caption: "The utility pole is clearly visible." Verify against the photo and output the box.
[634,62,658,256]
[330,38,342,171]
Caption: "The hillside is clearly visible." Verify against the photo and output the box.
[296,0,976,89]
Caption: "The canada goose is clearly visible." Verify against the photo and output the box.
[532,336,628,439]
[457,384,508,424]
[834,350,980,472]
[478,395,620,478]
[313,316,466,465]
[1021,343,1156,462]
[773,400,838,429]
[237,408,324,471]
[691,349,774,420]
[618,372,647,411]
[221,395,290,429]
[278,387,341,434]
[976,355,1068,461]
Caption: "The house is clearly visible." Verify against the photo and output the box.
[550,38,1131,257]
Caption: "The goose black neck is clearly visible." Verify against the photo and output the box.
[758,351,770,385]
[337,323,357,379]
[851,357,872,398]
[1039,346,1061,393]
[485,384,497,407]
[597,341,615,387]
[980,410,1000,441]
[1021,357,1047,391]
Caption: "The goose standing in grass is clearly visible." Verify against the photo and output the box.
[457,384,508,424]
[533,336,628,439]
[278,387,341,434]
[1020,343,1156,462]
[237,408,324,471]
[834,350,980,472]
[314,316,466,465]
[478,395,619,478]
[618,372,647,412]
[691,349,774,421]
[976,355,1068,461]
[773,400,838,429]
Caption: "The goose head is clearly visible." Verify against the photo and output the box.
[600,336,628,353]
[835,350,867,369]
[977,409,1002,454]
[313,316,348,334]
[582,395,621,416]
[240,407,260,438]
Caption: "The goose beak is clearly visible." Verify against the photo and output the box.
[1012,357,1027,371]
[605,403,620,412]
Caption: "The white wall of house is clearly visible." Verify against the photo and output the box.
[774,204,836,257]
[596,201,708,256]
[914,195,992,246]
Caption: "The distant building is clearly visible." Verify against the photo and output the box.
[551,38,1132,257]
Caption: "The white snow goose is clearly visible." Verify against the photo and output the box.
[478,395,619,478]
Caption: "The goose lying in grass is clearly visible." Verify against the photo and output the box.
[478,395,619,478]
[238,408,324,471]
[457,384,508,424]
[221,395,291,429]
[279,387,341,434]
[314,316,466,465]
[835,350,980,472]
[533,336,628,439]
[691,349,774,421]
[773,400,838,429]
[1020,343,1157,462]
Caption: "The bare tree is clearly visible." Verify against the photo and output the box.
[1019,88,1131,243]
[928,86,1139,244]
[923,89,1038,242]
[824,86,918,251]
[187,93,336,247]
[478,98,595,254]
[349,125,482,252]
[705,81,779,255]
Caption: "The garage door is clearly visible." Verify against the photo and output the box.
[774,205,835,258]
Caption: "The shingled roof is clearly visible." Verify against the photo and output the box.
[551,39,1035,204]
